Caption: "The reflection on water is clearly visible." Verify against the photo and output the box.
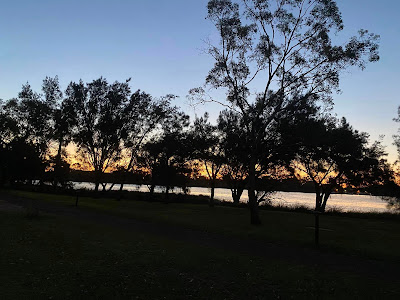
[73,182,394,213]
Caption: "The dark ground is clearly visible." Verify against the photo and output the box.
[1,191,399,283]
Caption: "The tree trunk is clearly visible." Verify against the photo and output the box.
[315,191,323,212]
[248,159,261,225]
[232,190,240,205]
[149,184,155,195]
[230,182,239,205]
[94,170,101,194]
[94,182,100,193]
[118,168,129,196]
[314,183,322,211]
[165,186,169,203]
[231,187,244,205]
[119,153,136,198]
[108,183,115,192]
[53,138,63,187]
[314,185,329,246]
[249,199,261,225]
[209,180,215,207]
[321,191,331,212]
[117,182,124,201]
[314,188,322,246]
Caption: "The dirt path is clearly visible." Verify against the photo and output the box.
[1,191,399,282]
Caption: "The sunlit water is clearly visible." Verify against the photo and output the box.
[73,182,394,213]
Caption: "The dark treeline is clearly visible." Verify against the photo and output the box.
[1,0,400,225]
[0,76,396,218]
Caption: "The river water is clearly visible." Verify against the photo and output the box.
[73,182,394,213]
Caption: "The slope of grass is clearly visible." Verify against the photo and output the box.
[0,211,399,299]
[8,190,400,261]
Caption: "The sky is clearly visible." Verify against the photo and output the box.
[1,0,399,162]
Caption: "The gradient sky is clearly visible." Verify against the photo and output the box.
[1,0,399,161]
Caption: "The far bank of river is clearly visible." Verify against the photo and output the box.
[73,182,395,213]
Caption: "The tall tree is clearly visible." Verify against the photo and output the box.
[291,117,388,212]
[290,116,389,245]
[0,100,19,147]
[140,109,193,201]
[66,78,132,192]
[0,100,19,185]
[42,76,75,187]
[191,0,380,224]
[218,109,249,205]
[2,139,43,186]
[190,113,224,207]
[1,99,43,186]
[3,81,59,184]
[17,83,54,164]
[2,77,74,187]
[118,93,177,193]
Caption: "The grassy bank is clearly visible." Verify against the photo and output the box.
[1,209,399,299]
[7,189,400,261]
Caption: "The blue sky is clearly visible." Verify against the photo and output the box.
[1,0,399,161]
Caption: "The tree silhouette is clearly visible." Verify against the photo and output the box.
[191,0,380,224]
[291,117,388,212]
[118,93,178,194]
[0,100,19,185]
[17,83,55,177]
[218,109,249,204]
[140,109,193,201]
[66,78,132,192]
[1,81,62,185]
[190,113,224,207]
[0,100,19,146]
[3,139,43,186]
[42,76,75,187]
[383,108,400,207]
[393,107,400,159]
[0,100,43,186]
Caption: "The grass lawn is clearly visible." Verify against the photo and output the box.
[1,210,399,299]
[9,190,400,261]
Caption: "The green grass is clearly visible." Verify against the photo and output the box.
[9,190,400,261]
[0,210,399,299]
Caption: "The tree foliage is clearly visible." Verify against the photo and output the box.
[291,117,388,211]
[117,93,179,193]
[190,0,380,224]
[218,109,249,204]
[190,113,224,206]
[140,108,194,200]
[66,77,133,191]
